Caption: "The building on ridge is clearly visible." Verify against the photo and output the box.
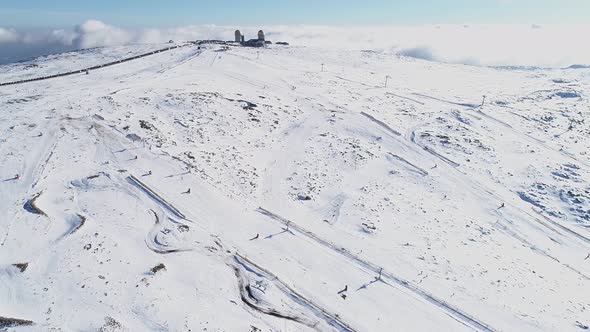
[235,29,271,48]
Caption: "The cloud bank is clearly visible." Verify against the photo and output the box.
[0,27,19,43]
[1,20,589,68]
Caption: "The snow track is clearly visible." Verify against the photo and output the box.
[360,111,402,137]
[411,92,480,108]
[231,254,356,332]
[2,44,589,331]
[409,130,461,167]
[144,210,191,255]
[530,208,590,245]
[385,92,425,105]
[127,175,187,220]
[256,208,495,332]
[387,153,429,177]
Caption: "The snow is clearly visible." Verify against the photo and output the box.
[1,43,589,331]
[0,43,177,83]
[3,23,590,68]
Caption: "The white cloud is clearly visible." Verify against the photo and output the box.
[1,20,589,68]
[0,27,19,43]
[72,20,133,48]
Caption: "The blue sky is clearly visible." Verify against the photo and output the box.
[1,0,589,27]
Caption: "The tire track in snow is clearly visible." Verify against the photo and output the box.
[385,92,425,105]
[256,208,495,332]
[403,126,590,286]
[354,102,588,271]
[477,104,590,181]
[386,153,429,177]
[127,175,186,219]
[411,93,480,108]
[74,173,192,254]
[144,209,191,255]
[402,97,590,246]
[409,130,460,168]
[95,101,483,330]
[156,47,205,75]
[411,123,590,246]
[360,111,402,137]
[493,215,590,280]
[530,208,590,245]
[231,254,356,332]
[122,172,355,329]
[126,177,193,254]
[95,111,487,330]
[412,91,590,171]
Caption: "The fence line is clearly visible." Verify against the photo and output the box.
[0,43,195,87]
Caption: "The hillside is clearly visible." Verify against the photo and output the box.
[1,43,589,331]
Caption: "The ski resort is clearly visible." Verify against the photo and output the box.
[1,7,589,331]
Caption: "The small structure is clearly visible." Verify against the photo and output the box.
[235,29,272,48]
[244,38,265,47]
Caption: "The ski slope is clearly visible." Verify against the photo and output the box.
[0,43,589,331]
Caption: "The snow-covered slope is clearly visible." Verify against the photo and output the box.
[1,43,589,331]
[0,44,174,84]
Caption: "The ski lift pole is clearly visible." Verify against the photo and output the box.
[385,75,391,88]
